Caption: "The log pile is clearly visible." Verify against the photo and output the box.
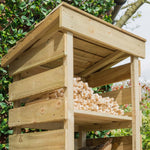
[49,78,124,116]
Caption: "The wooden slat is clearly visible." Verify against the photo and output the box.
[19,66,49,79]
[9,32,65,76]
[74,110,132,125]
[80,121,131,131]
[9,66,65,101]
[9,99,65,127]
[79,51,124,77]
[74,66,85,75]
[101,88,131,105]
[74,38,114,57]
[74,49,102,63]
[9,129,65,150]
[60,4,145,58]
[20,122,64,130]
[87,63,131,87]
[131,57,141,150]
[86,136,132,150]
[1,6,61,67]
[100,54,129,72]
[74,56,91,68]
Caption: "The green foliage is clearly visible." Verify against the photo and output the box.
[141,99,150,149]
[110,99,150,150]
[0,0,114,149]
[93,84,112,94]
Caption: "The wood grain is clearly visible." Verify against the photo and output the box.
[60,5,145,58]
[86,136,132,150]
[74,38,113,57]
[79,51,124,77]
[9,32,65,76]
[9,66,65,101]
[74,110,132,125]
[87,63,131,87]
[101,88,131,105]
[131,57,141,150]
[9,129,65,150]
[63,32,74,150]
[79,121,131,131]
[9,99,65,127]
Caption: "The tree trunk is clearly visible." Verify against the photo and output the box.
[115,0,146,28]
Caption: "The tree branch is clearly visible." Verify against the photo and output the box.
[121,2,137,9]
[115,0,146,28]
[146,0,150,4]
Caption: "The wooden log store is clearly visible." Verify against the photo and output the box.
[1,2,146,150]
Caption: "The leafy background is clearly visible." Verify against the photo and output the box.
[0,0,150,150]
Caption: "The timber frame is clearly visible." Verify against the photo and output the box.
[1,2,145,150]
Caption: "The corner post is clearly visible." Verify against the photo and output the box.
[63,32,74,150]
[131,56,141,150]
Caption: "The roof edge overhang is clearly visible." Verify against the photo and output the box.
[1,2,146,67]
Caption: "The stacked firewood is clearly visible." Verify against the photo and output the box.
[49,78,124,116]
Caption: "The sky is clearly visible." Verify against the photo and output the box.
[116,3,150,81]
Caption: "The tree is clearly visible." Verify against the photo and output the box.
[115,0,150,28]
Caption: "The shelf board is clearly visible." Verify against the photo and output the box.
[74,110,132,125]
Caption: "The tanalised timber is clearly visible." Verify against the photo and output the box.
[9,99,65,127]
[87,63,131,87]
[131,57,141,150]
[1,3,146,67]
[79,121,132,131]
[74,110,132,125]
[60,3,145,58]
[101,88,132,105]
[86,136,132,150]
[9,32,66,76]
[79,51,124,77]
[9,66,65,101]
[9,129,65,150]
[87,62,140,87]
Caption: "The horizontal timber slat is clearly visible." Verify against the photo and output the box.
[9,129,65,150]
[9,32,65,76]
[87,63,131,87]
[86,136,132,150]
[60,5,145,58]
[9,66,65,101]
[74,38,114,57]
[20,122,64,130]
[74,49,102,63]
[80,121,131,131]
[80,51,124,77]
[9,99,65,127]
[101,88,132,105]
[87,61,141,87]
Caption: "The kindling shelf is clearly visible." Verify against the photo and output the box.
[74,110,132,125]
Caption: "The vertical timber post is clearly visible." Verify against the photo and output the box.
[78,129,86,149]
[63,32,74,150]
[131,56,141,150]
